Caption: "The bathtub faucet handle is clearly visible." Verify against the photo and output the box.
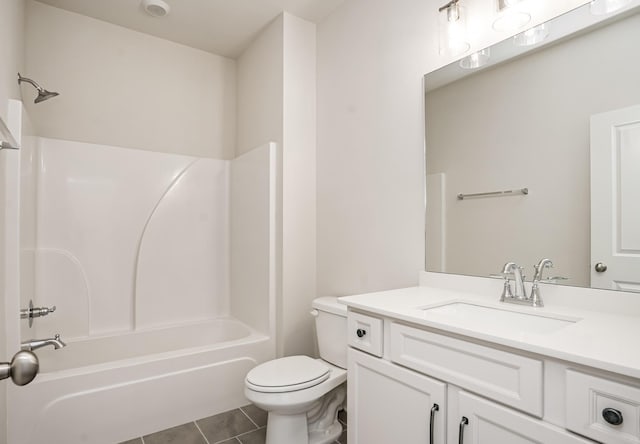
[20,299,57,328]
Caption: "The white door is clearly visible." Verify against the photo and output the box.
[348,348,446,444]
[450,387,591,444]
[591,105,640,292]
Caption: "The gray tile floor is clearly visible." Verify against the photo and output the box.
[119,405,347,444]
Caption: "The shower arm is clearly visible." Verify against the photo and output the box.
[17,74,45,93]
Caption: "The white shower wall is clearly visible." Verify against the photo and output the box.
[24,138,232,340]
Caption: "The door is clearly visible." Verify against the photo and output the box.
[591,105,640,292]
[449,387,591,444]
[348,348,446,444]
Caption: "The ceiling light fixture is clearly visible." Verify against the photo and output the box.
[590,0,632,15]
[513,23,550,46]
[493,0,531,32]
[142,0,170,17]
[439,0,470,57]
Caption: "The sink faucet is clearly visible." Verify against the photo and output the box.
[21,334,66,352]
[499,260,552,307]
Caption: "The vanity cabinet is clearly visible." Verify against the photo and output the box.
[347,313,603,444]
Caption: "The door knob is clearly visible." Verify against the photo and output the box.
[595,262,608,273]
[0,350,39,386]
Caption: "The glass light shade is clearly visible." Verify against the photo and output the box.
[590,0,632,15]
[513,23,550,46]
[493,10,531,31]
[501,0,524,7]
[439,2,470,57]
[459,48,491,70]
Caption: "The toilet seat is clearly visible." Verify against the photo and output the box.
[246,356,330,393]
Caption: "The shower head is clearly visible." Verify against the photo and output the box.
[17,73,59,104]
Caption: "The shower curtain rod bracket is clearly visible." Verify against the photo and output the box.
[0,115,20,151]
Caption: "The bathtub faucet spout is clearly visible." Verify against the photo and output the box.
[21,334,66,351]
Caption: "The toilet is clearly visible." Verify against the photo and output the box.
[244,297,347,444]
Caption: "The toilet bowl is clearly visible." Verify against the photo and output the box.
[244,297,347,444]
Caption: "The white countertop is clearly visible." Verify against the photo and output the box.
[339,283,640,380]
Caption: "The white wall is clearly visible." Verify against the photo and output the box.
[24,1,236,159]
[236,16,284,156]
[0,0,24,124]
[426,13,640,287]
[281,13,317,356]
[316,0,588,298]
[317,0,431,298]
[236,13,317,357]
[0,2,24,442]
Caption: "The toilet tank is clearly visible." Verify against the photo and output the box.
[312,297,348,369]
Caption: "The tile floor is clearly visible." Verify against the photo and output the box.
[119,405,347,444]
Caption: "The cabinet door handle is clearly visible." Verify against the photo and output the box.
[458,416,469,444]
[429,403,439,444]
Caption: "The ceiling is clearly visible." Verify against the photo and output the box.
[33,0,347,58]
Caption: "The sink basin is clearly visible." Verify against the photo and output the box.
[422,302,578,336]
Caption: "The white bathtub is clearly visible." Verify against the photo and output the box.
[8,318,274,444]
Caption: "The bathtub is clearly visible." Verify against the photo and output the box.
[8,318,274,444]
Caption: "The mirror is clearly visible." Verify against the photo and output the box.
[424,2,640,291]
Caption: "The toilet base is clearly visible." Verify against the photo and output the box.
[265,412,310,444]
[265,412,343,444]
[264,384,346,444]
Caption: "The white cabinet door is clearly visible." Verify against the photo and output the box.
[348,348,447,444]
[448,387,591,444]
[591,105,640,292]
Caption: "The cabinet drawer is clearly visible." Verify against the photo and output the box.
[348,312,383,357]
[390,322,543,416]
[450,387,592,444]
[566,369,640,444]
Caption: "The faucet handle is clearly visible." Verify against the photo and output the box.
[499,276,513,302]
[20,299,57,328]
[533,258,554,281]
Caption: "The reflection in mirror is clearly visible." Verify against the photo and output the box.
[424,3,640,292]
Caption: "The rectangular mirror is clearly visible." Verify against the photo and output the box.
[424,1,640,292]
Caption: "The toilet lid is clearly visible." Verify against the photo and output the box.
[246,356,330,393]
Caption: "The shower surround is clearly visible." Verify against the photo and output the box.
[10,137,277,444]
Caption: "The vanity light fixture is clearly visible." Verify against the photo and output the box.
[459,48,491,69]
[439,0,471,57]
[513,23,550,46]
[493,0,531,32]
[590,0,632,15]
